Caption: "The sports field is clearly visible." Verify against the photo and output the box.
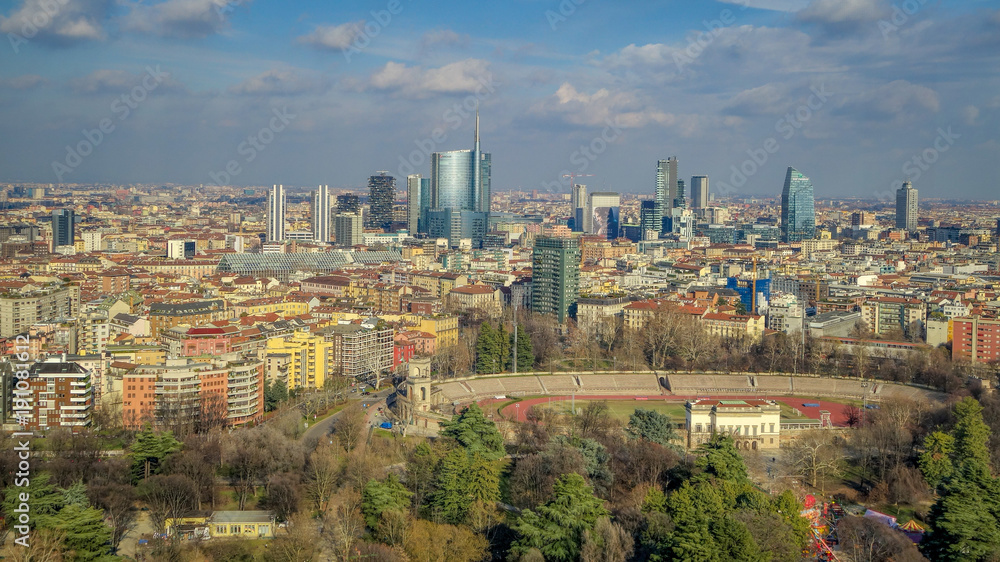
[494,395,853,426]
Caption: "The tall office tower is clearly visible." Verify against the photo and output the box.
[336,194,360,214]
[419,178,431,234]
[996,218,1000,242]
[429,108,492,246]
[267,184,286,242]
[51,209,75,247]
[640,200,659,240]
[674,179,687,209]
[367,172,395,230]
[691,176,709,209]
[585,192,621,240]
[895,180,918,231]
[571,184,587,232]
[531,236,581,324]
[655,157,678,224]
[334,213,363,248]
[406,174,423,235]
[312,184,331,242]
[780,167,816,243]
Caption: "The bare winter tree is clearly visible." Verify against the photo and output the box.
[787,430,844,493]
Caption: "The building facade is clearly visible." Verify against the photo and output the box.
[264,331,332,390]
[780,167,816,242]
[267,184,286,242]
[52,209,75,248]
[895,180,918,231]
[691,175,709,209]
[0,283,81,338]
[312,184,331,242]
[531,236,581,324]
[952,317,1000,365]
[686,399,781,450]
[655,157,678,224]
[367,172,395,230]
[334,213,363,248]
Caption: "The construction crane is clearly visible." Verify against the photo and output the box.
[562,173,594,188]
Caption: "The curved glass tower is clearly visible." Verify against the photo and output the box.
[780,167,815,242]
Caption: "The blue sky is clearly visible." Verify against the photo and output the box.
[1,0,999,199]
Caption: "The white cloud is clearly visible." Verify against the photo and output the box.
[228,68,324,96]
[530,82,677,129]
[797,0,887,24]
[0,0,110,44]
[367,59,493,97]
[2,75,47,89]
[298,22,362,51]
[962,105,980,126]
[122,0,249,38]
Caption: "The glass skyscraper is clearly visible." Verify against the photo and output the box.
[655,157,678,226]
[895,180,918,231]
[429,108,491,246]
[780,167,816,242]
[51,209,75,248]
[367,172,395,230]
[267,184,285,242]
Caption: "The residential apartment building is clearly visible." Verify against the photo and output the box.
[0,283,81,337]
[860,297,927,337]
[447,284,502,317]
[264,330,332,390]
[700,313,766,342]
[17,362,93,431]
[322,322,394,379]
[953,317,1000,365]
[149,299,227,337]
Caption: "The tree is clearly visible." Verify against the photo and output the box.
[514,324,535,371]
[86,483,136,553]
[787,430,843,493]
[266,379,289,412]
[574,400,617,441]
[129,425,181,483]
[695,435,749,483]
[266,513,320,562]
[361,475,412,529]
[332,403,366,454]
[262,472,301,523]
[626,408,679,447]
[952,396,992,476]
[140,474,196,534]
[580,517,634,562]
[431,448,472,525]
[510,473,609,562]
[222,426,305,510]
[440,403,505,460]
[475,322,501,374]
[405,442,439,511]
[839,516,926,562]
[733,511,803,562]
[321,487,364,562]
[843,404,863,428]
[306,443,343,513]
[403,519,488,562]
[44,503,112,562]
[918,431,955,490]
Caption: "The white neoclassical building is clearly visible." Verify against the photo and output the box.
[685,399,782,450]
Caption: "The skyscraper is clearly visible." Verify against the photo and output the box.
[656,157,678,225]
[691,176,709,209]
[429,107,492,246]
[334,213,362,248]
[531,236,580,324]
[406,175,423,235]
[267,184,285,242]
[367,172,395,230]
[674,179,686,210]
[585,192,621,240]
[895,180,918,231]
[312,184,331,242]
[571,184,587,232]
[51,209,75,247]
[780,167,816,243]
[640,200,659,240]
[336,194,360,214]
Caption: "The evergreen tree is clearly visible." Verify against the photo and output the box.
[361,474,412,529]
[3,472,63,530]
[510,473,609,561]
[440,404,506,460]
[497,324,511,372]
[626,408,679,447]
[129,425,181,483]
[47,503,112,562]
[431,448,472,525]
[919,431,955,489]
[953,397,992,476]
[514,324,534,371]
[475,323,500,374]
[923,476,1000,560]
[695,435,749,483]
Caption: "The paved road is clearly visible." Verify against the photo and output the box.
[301,387,393,447]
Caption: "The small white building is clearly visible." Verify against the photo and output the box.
[685,399,782,451]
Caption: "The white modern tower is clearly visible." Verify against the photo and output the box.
[407,174,422,234]
[312,184,331,242]
[267,184,286,242]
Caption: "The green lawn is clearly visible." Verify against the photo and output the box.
[539,399,688,422]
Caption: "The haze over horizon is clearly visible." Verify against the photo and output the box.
[1,0,999,199]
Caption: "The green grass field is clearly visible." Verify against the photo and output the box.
[537,399,689,422]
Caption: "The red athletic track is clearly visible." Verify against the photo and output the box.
[484,395,854,427]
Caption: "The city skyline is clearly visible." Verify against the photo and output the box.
[0,1,997,199]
